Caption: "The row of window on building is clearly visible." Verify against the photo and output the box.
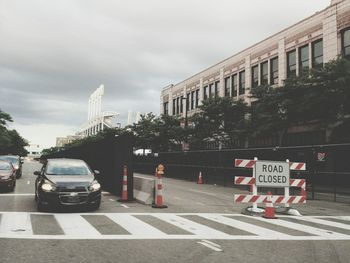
[163,28,350,116]
[85,123,104,136]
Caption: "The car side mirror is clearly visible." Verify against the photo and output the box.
[94,170,100,175]
[34,171,41,176]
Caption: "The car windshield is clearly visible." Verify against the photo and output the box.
[46,160,92,175]
[0,156,19,165]
[0,161,11,170]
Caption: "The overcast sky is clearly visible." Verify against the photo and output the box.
[0,0,331,149]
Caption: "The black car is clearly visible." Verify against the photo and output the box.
[0,155,23,178]
[34,158,101,211]
[0,160,16,191]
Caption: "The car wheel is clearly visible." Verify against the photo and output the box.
[9,181,16,192]
[36,197,45,212]
[90,200,101,211]
[16,172,22,179]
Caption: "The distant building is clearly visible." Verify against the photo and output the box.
[127,110,142,126]
[25,144,42,158]
[161,0,350,117]
[78,84,119,136]
[56,135,83,147]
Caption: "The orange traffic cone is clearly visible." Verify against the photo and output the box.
[197,172,203,184]
[118,165,129,202]
[263,191,277,219]
[152,164,168,209]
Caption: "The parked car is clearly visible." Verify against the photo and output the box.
[0,160,16,191]
[34,158,101,211]
[0,155,23,178]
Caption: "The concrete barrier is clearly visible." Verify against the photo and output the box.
[133,175,155,205]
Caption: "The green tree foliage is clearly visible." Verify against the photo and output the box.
[0,109,28,156]
[250,57,350,145]
[190,97,249,148]
[128,113,184,152]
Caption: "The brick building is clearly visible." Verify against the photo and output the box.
[160,0,350,119]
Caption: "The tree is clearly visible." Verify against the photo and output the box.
[190,97,249,148]
[0,109,28,155]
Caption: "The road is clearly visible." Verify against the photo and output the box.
[0,160,350,263]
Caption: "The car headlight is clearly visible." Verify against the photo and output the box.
[89,181,101,192]
[13,165,19,170]
[41,181,56,192]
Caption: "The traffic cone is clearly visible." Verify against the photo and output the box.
[197,171,203,184]
[263,191,277,219]
[118,165,129,202]
[152,164,168,209]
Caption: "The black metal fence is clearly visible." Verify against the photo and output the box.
[134,143,350,203]
[42,134,134,198]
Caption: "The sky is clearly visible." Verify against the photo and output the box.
[0,0,331,149]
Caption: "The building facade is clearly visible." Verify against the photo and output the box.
[160,0,350,118]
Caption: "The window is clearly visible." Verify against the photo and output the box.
[180,96,184,113]
[287,50,296,77]
[186,93,190,111]
[270,57,278,84]
[172,99,176,115]
[224,77,231,97]
[342,28,350,59]
[312,39,323,67]
[260,61,268,85]
[209,83,214,98]
[203,86,208,100]
[232,74,238,97]
[163,102,169,115]
[176,97,180,114]
[191,91,195,110]
[214,81,220,97]
[251,65,259,88]
[299,45,309,75]
[195,89,199,108]
[239,71,245,95]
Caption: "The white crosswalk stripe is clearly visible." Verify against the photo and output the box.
[0,212,349,240]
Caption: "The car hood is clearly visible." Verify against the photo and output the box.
[46,174,94,185]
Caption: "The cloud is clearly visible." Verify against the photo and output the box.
[0,0,331,147]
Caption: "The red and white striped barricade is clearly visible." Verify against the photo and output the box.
[234,177,307,204]
[234,158,306,212]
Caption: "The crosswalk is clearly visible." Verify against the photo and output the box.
[0,212,350,240]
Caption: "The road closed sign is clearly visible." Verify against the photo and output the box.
[254,160,290,187]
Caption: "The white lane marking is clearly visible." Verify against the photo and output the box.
[199,214,290,238]
[297,217,350,231]
[54,214,100,236]
[109,199,115,202]
[252,216,349,238]
[201,239,221,248]
[197,240,223,252]
[0,194,34,196]
[0,213,349,240]
[106,214,167,237]
[27,181,30,185]
[120,204,129,208]
[196,202,205,206]
[189,189,218,197]
[174,196,181,200]
[152,214,231,239]
[0,212,33,235]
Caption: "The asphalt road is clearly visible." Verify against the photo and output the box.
[0,160,350,263]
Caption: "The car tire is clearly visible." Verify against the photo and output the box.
[16,172,22,179]
[36,197,45,212]
[90,200,101,211]
[9,181,15,192]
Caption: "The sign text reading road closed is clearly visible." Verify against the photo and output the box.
[255,161,290,187]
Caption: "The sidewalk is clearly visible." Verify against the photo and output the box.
[135,173,350,216]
